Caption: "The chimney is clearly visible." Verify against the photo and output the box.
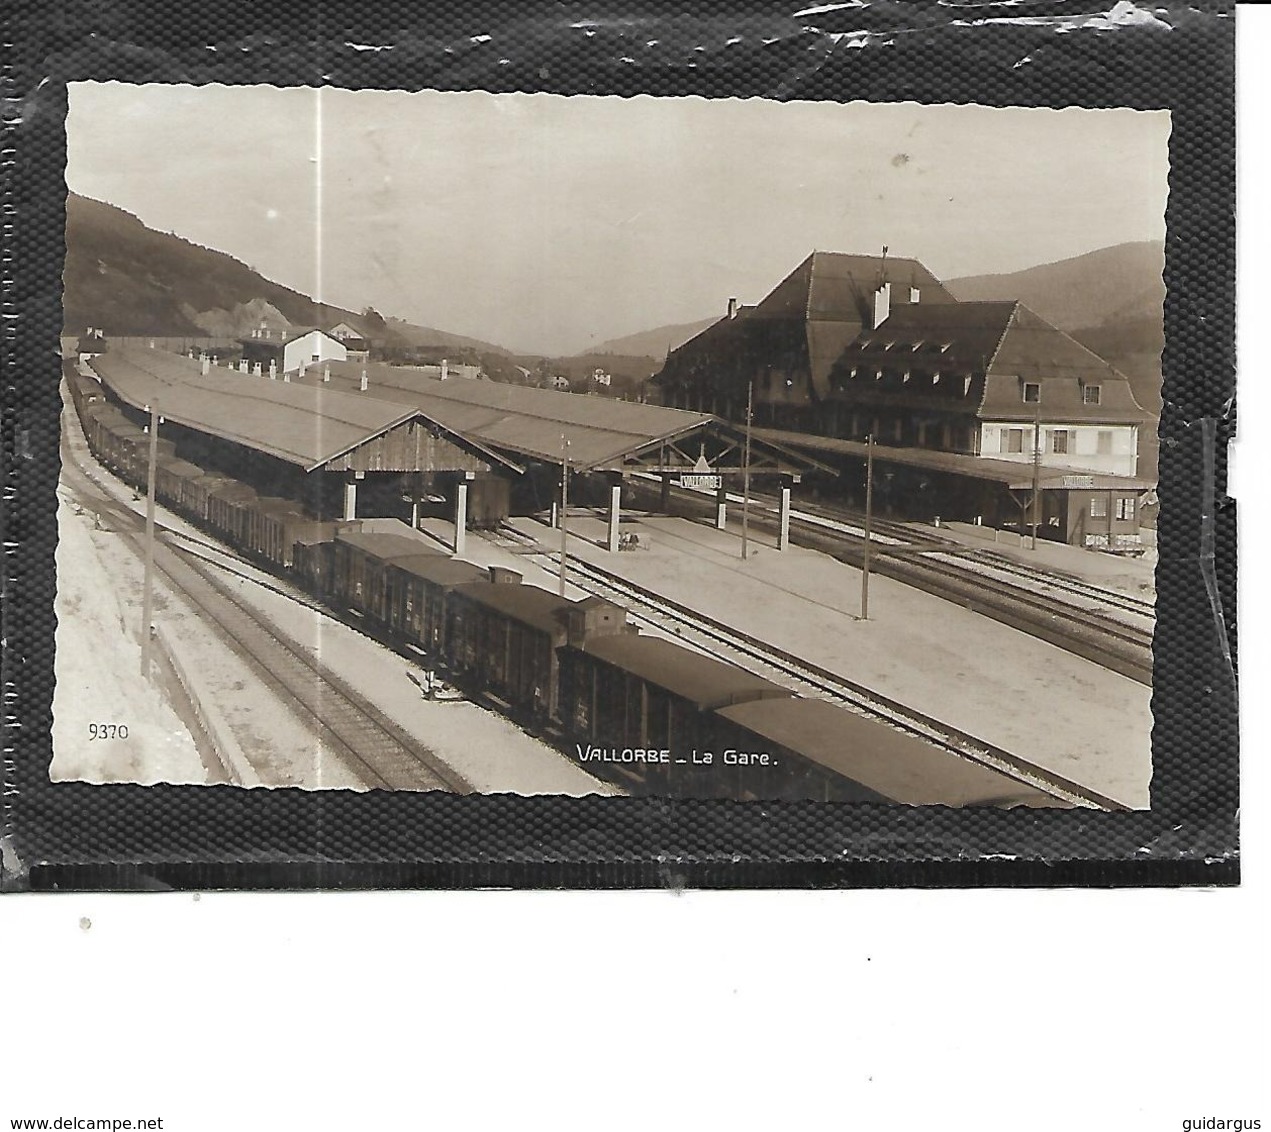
[201,356,210,376]
[441,358,449,381]
[727,297,738,320]
[873,282,892,329]
[323,364,330,383]
[359,369,368,392]
[253,363,262,377]
[488,565,522,585]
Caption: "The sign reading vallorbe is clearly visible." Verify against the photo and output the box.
[678,474,721,491]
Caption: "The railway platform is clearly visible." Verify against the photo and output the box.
[442,508,1152,808]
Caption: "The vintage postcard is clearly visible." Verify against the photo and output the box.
[53,84,1166,812]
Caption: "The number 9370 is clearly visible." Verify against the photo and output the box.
[88,722,129,740]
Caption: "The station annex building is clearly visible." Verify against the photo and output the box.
[84,345,825,556]
[654,251,1156,551]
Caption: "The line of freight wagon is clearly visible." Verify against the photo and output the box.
[65,364,1065,808]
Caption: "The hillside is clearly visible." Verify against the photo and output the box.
[62,194,509,356]
[582,317,720,360]
[945,241,1165,332]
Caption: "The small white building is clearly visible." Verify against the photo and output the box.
[240,328,348,375]
[284,329,348,373]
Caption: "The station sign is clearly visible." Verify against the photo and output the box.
[678,474,722,491]
[1061,475,1095,488]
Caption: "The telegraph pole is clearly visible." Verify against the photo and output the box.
[559,434,570,596]
[861,433,874,620]
[741,378,754,561]
[140,401,159,677]
[1031,400,1042,550]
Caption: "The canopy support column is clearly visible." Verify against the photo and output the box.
[454,479,469,556]
[778,482,792,551]
[715,486,728,531]
[607,480,622,553]
[659,474,670,514]
[342,475,358,521]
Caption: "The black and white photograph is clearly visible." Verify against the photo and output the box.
[57,84,1167,811]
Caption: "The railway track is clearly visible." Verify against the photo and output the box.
[756,490,1156,620]
[628,477,1154,685]
[498,523,1126,810]
[60,440,466,794]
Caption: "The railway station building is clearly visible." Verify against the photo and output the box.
[89,347,520,555]
[654,250,1155,550]
[88,346,826,556]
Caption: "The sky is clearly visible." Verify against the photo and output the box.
[66,83,1170,356]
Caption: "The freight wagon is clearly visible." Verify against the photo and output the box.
[327,528,446,625]
[381,553,489,658]
[558,633,791,794]
[243,497,336,570]
[447,582,627,720]
[206,482,260,547]
[711,697,1061,807]
[154,457,206,512]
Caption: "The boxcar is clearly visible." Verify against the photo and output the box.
[207,482,260,546]
[446,581,581,718]
[328,527,443,624]
[99,420,144,479]
[382,553,488,658]
[294,533,335,599]
[67,370,105,415]
[558,634,792,794]
[113,432,176,489]
[242,497,332,570]
[184,473,235,525]
[154,458,205,514]
[712,698,1065,808]
[78,403,125,461]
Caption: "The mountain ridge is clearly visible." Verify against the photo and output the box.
[62,193,511,355]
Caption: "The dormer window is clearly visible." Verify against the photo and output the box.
[1083,384,1102,405]
[1023,382,1041,404]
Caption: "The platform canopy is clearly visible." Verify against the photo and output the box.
[300,360,830,478]
[753,427,1155,492]
[90,348,519,475]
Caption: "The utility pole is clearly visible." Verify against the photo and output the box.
[741,377,754,560]
[1031,400,1042,551]
[140,401,159,678]
[861,433,874,620]
[559,434,570,597]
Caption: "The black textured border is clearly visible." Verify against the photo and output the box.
[0,0,1238,890]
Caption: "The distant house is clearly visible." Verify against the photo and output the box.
[550,374,571,391]
[328,321,371,363]
[77,327,107,365]
[591,368,612,388]
[239,327,348,375]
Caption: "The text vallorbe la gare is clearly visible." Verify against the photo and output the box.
[575,745,775,766]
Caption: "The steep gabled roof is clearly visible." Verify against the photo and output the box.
[833,301,1019,379]
[751,251,957,323]
[980,304,1151,423]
